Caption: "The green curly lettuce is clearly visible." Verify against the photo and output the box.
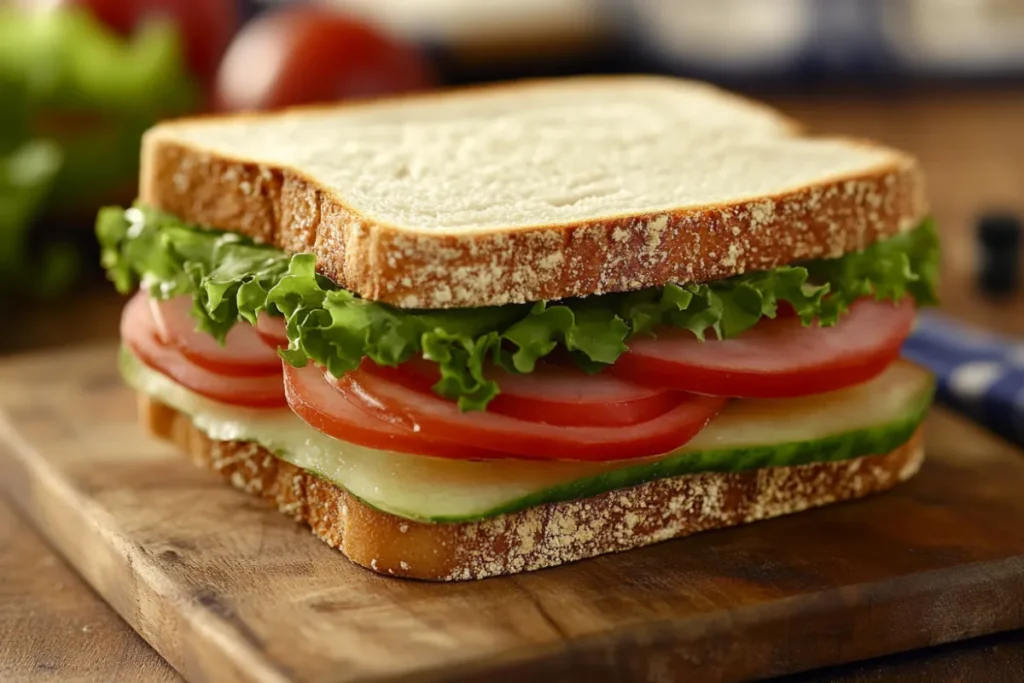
[98,205,940,411]
[0,7,196,296]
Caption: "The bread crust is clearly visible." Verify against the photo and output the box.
[138,76,928,309]
[141,394,925,581]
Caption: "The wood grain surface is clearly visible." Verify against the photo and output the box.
[780,628,1024,683]
[0,497,181,683]
[1,345,1023,683]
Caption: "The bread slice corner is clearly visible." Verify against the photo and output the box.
[141,393,925,581]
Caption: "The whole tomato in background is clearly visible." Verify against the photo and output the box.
[25,0,240,88]
[214,5,436,112]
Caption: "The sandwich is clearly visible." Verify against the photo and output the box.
[97,76,939,581]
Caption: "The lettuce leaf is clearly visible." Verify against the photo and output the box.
[98,205,940,411]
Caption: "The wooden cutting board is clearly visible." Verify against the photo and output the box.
[0,498,182,683]
[2,345,1024,683]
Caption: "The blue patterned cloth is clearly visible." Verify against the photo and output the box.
[902,312,1024,447]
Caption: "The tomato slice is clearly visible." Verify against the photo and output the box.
[363,358,681,427]
[612,298,916,398]
[326,368,726,461]
[255,311,289,349]
[149,296,282,377]
[122,293,286,408]
[284,364,508,460]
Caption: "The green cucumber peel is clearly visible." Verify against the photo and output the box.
[461,388,931,523]
[120,346,934,524]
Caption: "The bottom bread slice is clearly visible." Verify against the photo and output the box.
[141,393,925,581]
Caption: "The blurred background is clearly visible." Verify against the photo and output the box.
[2,0,1024,353]
[5,5,1024,676]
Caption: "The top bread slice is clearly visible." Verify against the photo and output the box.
[139,75,927,308]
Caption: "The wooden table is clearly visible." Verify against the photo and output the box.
[0,497,180,682]
[3,87,1024,682]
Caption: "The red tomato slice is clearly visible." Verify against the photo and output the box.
[612,298,916,398]
[327,369,727,461]
[284,363,508,460]
[121,293,286,408]
[363,358,682,427]
[255,311,288,349]
[149,296,282,377]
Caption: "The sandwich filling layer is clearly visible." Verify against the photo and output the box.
[102,204,939,516]
[121,347,933,522]
[99,206,938,411]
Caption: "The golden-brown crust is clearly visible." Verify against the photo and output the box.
[141,394,925,582]
[138,77,928,309]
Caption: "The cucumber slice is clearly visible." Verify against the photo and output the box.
[120,348,933,523]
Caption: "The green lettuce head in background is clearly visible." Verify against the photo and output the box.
[0,6,197,298]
